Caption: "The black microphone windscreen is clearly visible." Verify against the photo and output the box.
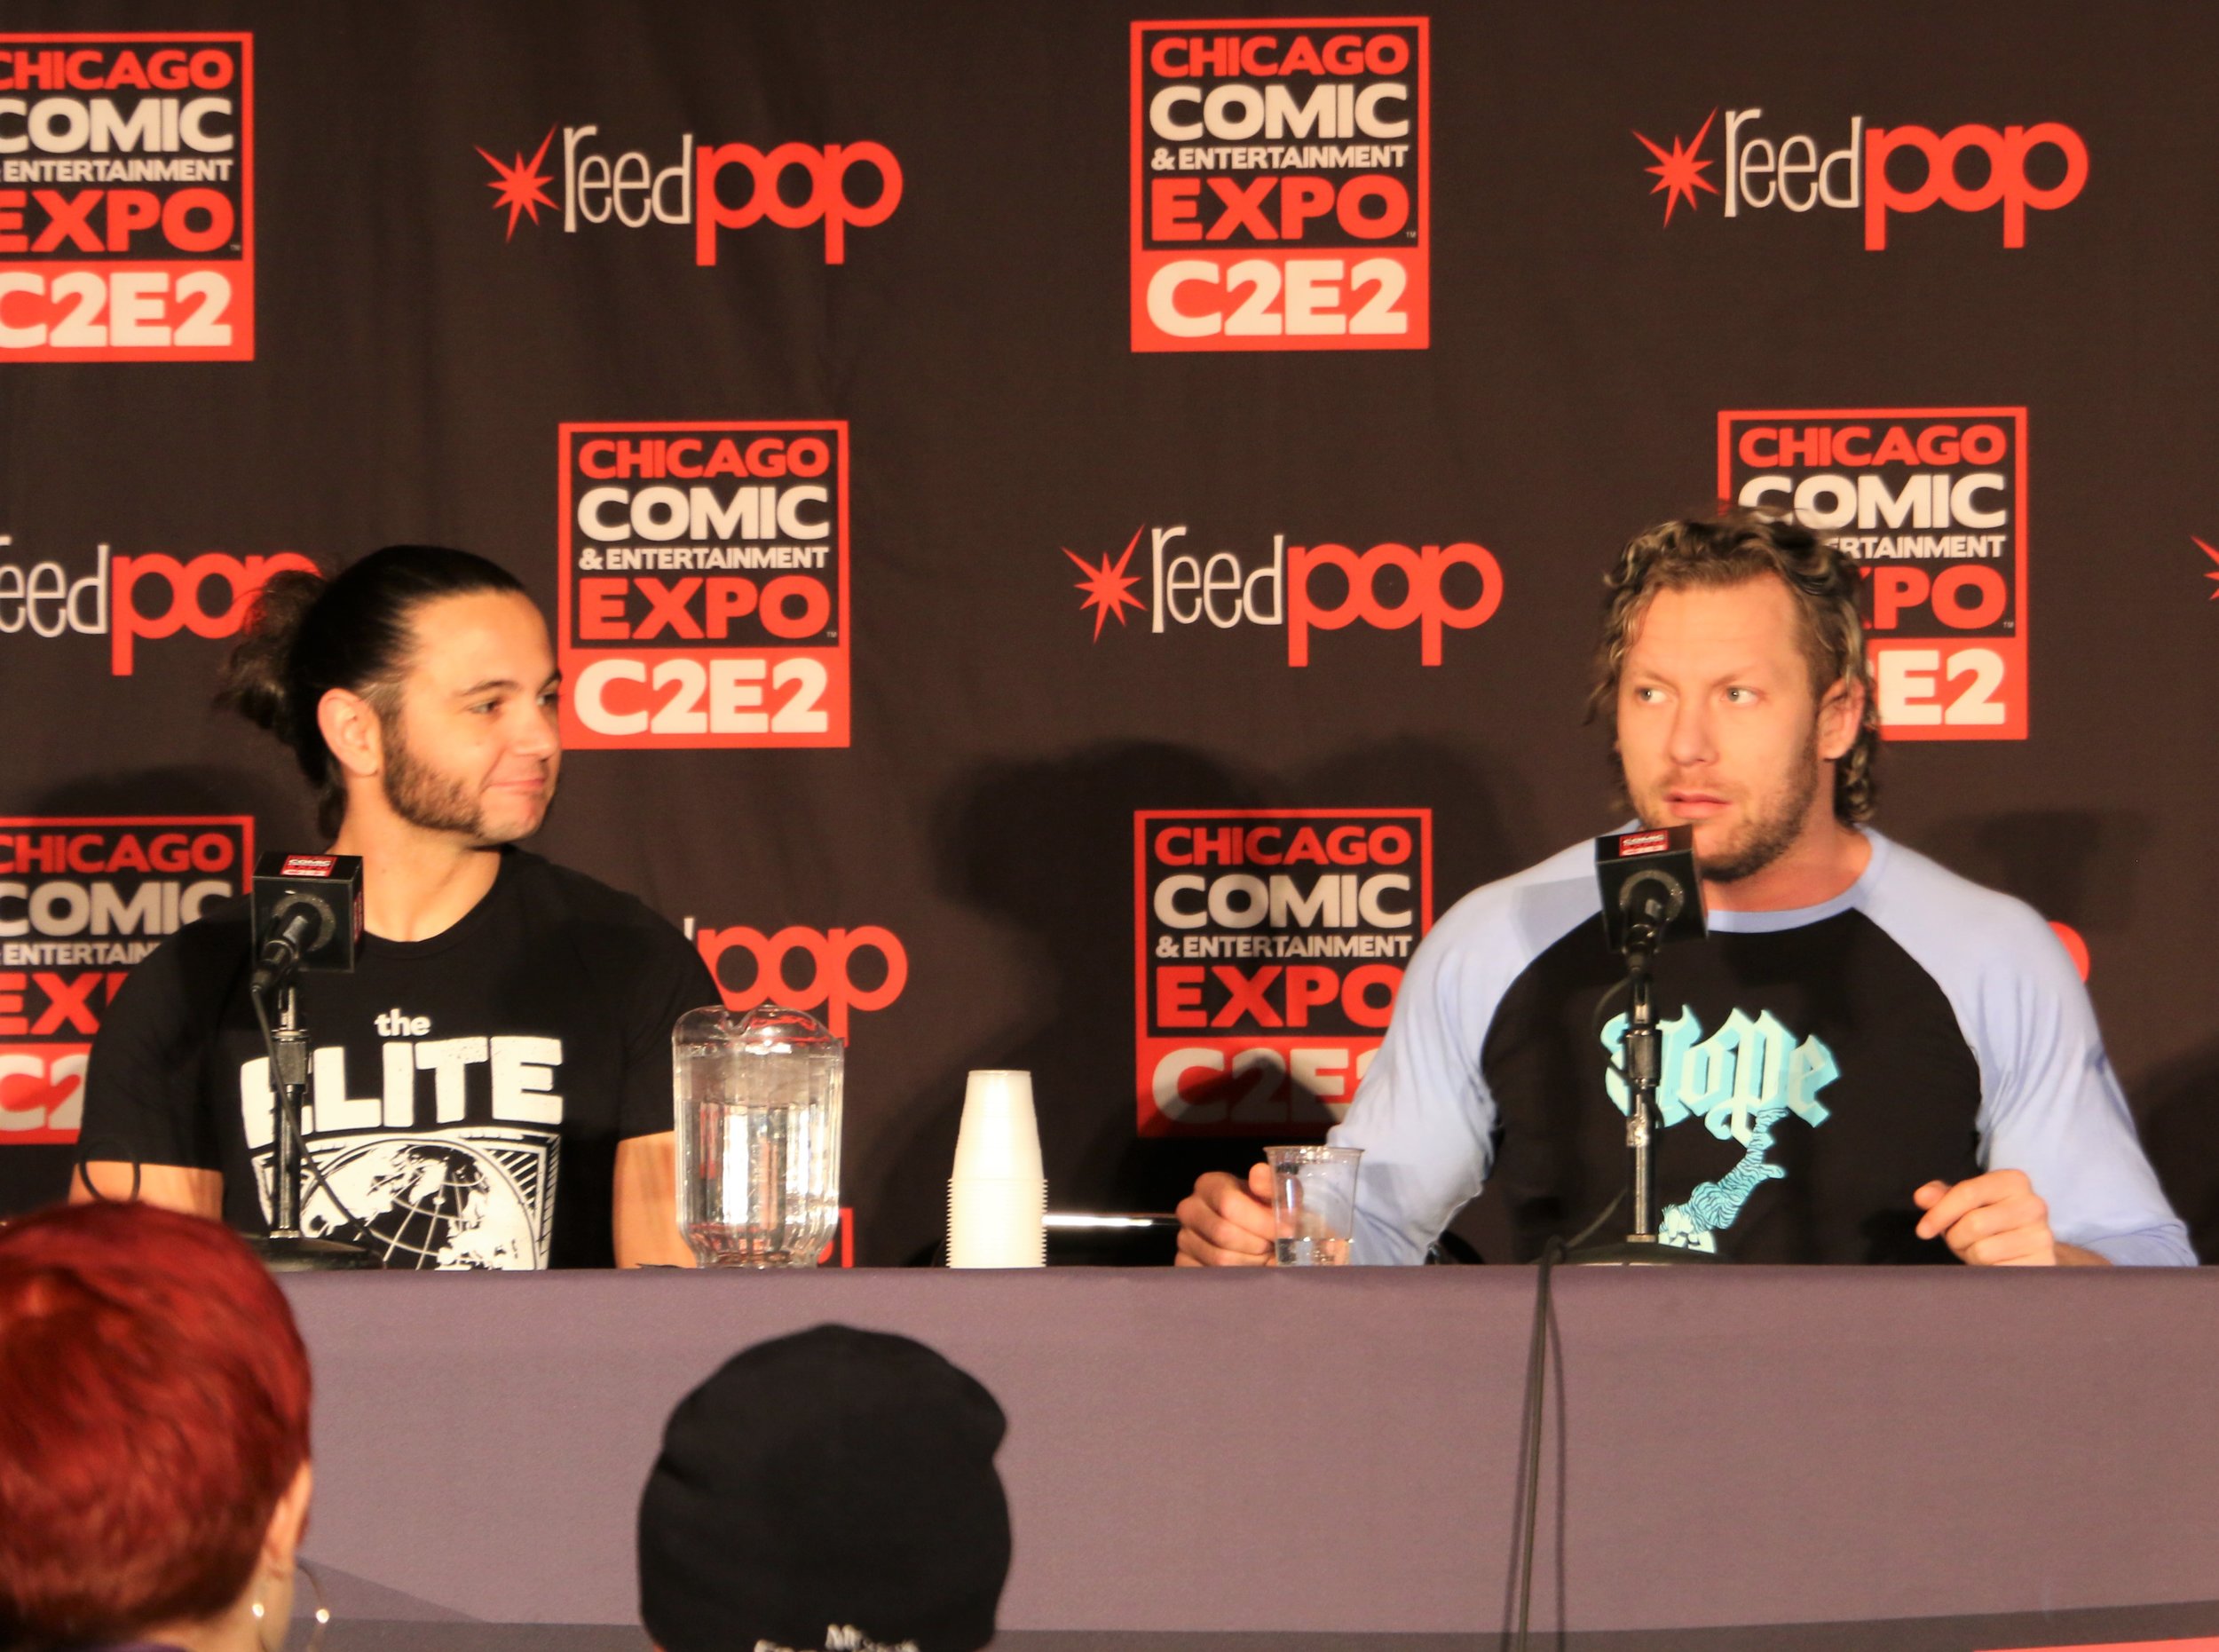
[250,852,365,976]
[1593,827,1707,954]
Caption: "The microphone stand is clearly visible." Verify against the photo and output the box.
[248,977,376,1272]
[1567,926,1719,1267]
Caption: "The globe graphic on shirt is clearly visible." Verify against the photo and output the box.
[282,1130,555,1269]
[349,1142,496,1264]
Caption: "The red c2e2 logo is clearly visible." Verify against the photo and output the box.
[1,815,254,1143]
[1132,18,1428,351]
[1720,407,2028,740]
[557,421,849,748]
[1136,809,1431,1136]
[0,33,254,360]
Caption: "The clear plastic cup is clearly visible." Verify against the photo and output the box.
[1265,1144,1362,1266]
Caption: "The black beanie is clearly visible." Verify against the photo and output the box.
[638,1324,1011,1652]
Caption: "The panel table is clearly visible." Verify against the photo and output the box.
[280,1267,2219,1651]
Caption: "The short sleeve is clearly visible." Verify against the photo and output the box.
[77,922,236,1171]
[1972,917,2194,1265]
[616,907,723,1141]
[1330,920,1500,1263]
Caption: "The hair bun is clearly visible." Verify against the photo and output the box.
[214,567,328,747]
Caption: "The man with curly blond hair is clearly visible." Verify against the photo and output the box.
[1178,510,2190,1267]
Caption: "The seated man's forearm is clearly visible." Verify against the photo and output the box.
[2070,1229,2196,1267]
[68,1161,223,1220]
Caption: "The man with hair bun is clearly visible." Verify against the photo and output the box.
[74,545,717,1268]
[1178,509,2191,1267]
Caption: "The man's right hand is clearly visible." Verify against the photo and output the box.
[1174,1163,1276,1266]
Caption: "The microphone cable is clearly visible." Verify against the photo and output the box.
[1513,897,1694,1641]
[249,978,368,1240]
[1509,1230,1563,1652]
[1507,1185,1629,1649]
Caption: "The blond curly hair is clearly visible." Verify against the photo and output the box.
[1587,508,1878,824]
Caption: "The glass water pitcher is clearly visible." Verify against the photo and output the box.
[673,1001,844,1267]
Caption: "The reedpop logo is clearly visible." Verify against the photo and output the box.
[1064,523,1501,666]
[684,918,907,1039]
[1635,107,2087,247]
[0,534,316,673]
[478,123,901,264]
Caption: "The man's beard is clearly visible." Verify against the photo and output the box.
[380,719,549,845]
[1684,736,1822,885]
[1618,729,1824,884]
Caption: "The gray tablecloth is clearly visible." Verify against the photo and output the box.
[280,1267,2219,1646]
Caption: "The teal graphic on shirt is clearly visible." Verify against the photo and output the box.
[1600,1007,1841,1252]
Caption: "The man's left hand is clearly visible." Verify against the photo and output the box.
[1912,1170,2108,1266]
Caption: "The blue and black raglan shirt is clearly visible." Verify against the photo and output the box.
[1332,830,2192,1265]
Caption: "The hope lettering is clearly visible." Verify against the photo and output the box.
[1601,1006,1839,1142]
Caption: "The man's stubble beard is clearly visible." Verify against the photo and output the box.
[1695,749,1818,882]
[1686,723,1828,879]
[1619,726,1825,885]
[379,715,552,847]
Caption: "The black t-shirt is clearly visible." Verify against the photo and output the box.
[79,850,721,1269]
[1480,909,1984,1262]
[1335,831,2191,1264]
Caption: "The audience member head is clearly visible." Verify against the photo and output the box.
[638,1324,1011,1652]
[0,1202,315,1652]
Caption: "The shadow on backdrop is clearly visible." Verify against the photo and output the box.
[2138,1042,2219,1262]
[865,736,1529,1265]
[1915,809,2149,935]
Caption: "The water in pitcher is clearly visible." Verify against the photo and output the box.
[674,1003,843,1267]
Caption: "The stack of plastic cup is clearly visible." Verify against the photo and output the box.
[947,1070,1046,1268]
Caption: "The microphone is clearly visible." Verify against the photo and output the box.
[1571,830,1722,1267]
[249,852,364,999]
[1593,826,1707,963]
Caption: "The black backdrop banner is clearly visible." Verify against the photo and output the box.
[4,1,2216,1267]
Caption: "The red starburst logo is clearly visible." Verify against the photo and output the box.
[1065,528,1147,641]
[1634,109,1720,225]
[477,126,558,241]
[2197,535,2219,599]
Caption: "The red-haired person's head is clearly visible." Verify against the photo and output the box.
[0,1202,314,1652]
